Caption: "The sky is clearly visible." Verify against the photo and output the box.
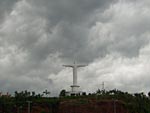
[0,0,150,96]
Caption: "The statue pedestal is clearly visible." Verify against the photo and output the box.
[70,85,80,95]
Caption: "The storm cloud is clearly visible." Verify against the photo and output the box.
[0,0,150,96]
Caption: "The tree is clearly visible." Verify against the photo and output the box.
[96,89,102,95]
[59,90,66,97]
[148,92,150,98]
[32,91,35,97]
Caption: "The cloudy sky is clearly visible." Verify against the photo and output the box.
[0,0,150,96]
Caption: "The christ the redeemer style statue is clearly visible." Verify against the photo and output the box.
[63,61,87,94]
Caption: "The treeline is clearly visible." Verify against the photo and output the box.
[0,90,59,113]
[0,89,150,113]
[60,89,150,113]
[94,89,150,113]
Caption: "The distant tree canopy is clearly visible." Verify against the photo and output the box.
[0,90,59,113]
[148,91,150,97]
[0,89,150,113]
[59,89,66,97]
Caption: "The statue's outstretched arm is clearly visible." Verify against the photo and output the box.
[62,65,73,67]
[77,64,88,67]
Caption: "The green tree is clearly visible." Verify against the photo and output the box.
[59,89,66,97]
[148,92,150,98]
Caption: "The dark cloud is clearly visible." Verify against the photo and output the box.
[0,0,150,96]
[0,0,19,24]
[27,0,116,25]
[1,0,117,63]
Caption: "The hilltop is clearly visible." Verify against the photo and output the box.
[0,89,150,113]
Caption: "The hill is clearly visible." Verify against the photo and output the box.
[0,89,150,113]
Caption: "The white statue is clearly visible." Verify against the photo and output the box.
[63,61,87,94]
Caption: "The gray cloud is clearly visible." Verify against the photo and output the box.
[0,0,19,24]
[0,0,150,96]
[27,0,116,25]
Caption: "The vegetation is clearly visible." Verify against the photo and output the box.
[92,89,150,113]
[0,89,150,113]
[59,89,150,113]
[59,89,66,97]
[0,90,59,113]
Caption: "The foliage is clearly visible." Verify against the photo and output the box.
[59,89,66,97]
[0,89,150,113]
